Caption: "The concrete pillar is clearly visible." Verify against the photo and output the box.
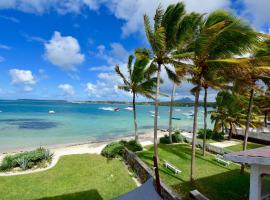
[250,164,261,200]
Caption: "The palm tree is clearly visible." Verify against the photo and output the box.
[115,48,156,141]
[175,10,257,182]
[143,2,201,190]
[214,39,270,173]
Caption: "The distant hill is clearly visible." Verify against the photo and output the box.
[175,97,193,103]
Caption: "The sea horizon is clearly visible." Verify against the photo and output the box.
[0,100,212,153]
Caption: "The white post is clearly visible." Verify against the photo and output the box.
[250,164,261,200]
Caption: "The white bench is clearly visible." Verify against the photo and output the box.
[164,160,181,174]
[215,154,231,166]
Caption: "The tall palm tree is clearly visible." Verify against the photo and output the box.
[214,39,270,173]
[115,48,156,141]
[144,2,201,190]
[176,10,257,182]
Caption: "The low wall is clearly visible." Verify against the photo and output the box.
[181,134,232,155]
[122,148,181,200]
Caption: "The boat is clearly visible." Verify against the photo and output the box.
[114,108,120,111]
[124,107,133,111]
[99,107,117,111]
[151,114,160,118]
[48,110,55,114]
[174,109,181,112]
[172,117,181,120]
[149,111,155,114]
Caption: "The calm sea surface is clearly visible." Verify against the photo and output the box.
[0,100,213,152]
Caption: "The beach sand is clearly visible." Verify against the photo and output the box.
[0,129,168,176]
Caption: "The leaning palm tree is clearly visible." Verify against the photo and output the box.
[213,39,270,173]
[115,48,156,141]
[175,10,257,182]
[144,2,202,189]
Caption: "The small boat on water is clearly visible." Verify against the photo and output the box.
[99,107,119,111]
[151,114,160,118]
[114,108,120,111]
[149,111,155,114]
[124,107,133,111]
[48,110,55,114]
[172,117,181,120]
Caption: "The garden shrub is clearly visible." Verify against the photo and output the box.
[101,142,124,158]
[160,131,184,144]
[101,140,143,158]
[0,147,53,171]
[197,129,224,141]
[122,140,143,152]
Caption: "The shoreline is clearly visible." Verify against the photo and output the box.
[0,129,168,176]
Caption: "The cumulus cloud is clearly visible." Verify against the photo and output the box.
[9,69,36,92]
[0,0,101,14]
[58,84,75,96]
[96,42,129,65]
[44,31,85,71]
[84,65,133,100]
[237,0,270,30]
[106,0,230,36]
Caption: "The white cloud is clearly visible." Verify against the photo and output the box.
[95,42,129,65]
[58,84,75,96]
[106,0,230,36]
[9,69,36,85]
[44,31,85,71]
[0,44,11,49]
[0,15,20,23]
[0,0,101,14]
[89,65,114,72]
[9,69,36,92]
[0,56,5,62]
[84,64,132,100]
[238,0,270,30]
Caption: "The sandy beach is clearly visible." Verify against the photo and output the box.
[0,129,168,176]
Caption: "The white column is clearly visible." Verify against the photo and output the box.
[249,164,261,200]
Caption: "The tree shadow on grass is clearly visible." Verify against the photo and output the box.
[35,189,103,200]
[172,169,250,200]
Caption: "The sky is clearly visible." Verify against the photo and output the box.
[0,0,269,102]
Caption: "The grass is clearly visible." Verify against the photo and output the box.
[225,141,265,152]
[0,154,136,200]
[137,143,250,200]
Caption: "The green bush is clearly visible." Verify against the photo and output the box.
[122,140,143,152]
[101,142,124,158]
[197,129,224,141]
[101,140,143,158]
[0,148,53,171]
[197,129,213,139]
[160,131,184,144]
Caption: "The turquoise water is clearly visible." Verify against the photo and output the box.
[0,100,212,152]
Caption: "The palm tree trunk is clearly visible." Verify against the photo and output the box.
[132,92,138,141]
[153,64,161,194]
[241,87,254,174]
[168,83,176,144]
[228,122,233,140]
[202,87,208,156]
[264,111,268,127]
[191,87,200,183]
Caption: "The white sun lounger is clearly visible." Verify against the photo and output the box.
[164,160,181,174]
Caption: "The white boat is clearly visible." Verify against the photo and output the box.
[124,107,133,111]
[99,107,120,111]
[175,109,181,112]
[48,110,55,114]
[149,111,155,114]
[151,114,160,118]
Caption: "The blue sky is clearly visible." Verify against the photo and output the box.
[0,0,269,101]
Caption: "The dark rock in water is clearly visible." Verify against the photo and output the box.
[0,118,58,130]
[18,121,58,129]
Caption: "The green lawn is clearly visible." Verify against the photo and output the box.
[225,141,264,152]
[137,144,250,200]
[0,154,136,200]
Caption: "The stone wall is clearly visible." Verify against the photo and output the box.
[122,148,181,200]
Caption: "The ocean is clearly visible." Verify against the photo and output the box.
[0,100,213,152]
